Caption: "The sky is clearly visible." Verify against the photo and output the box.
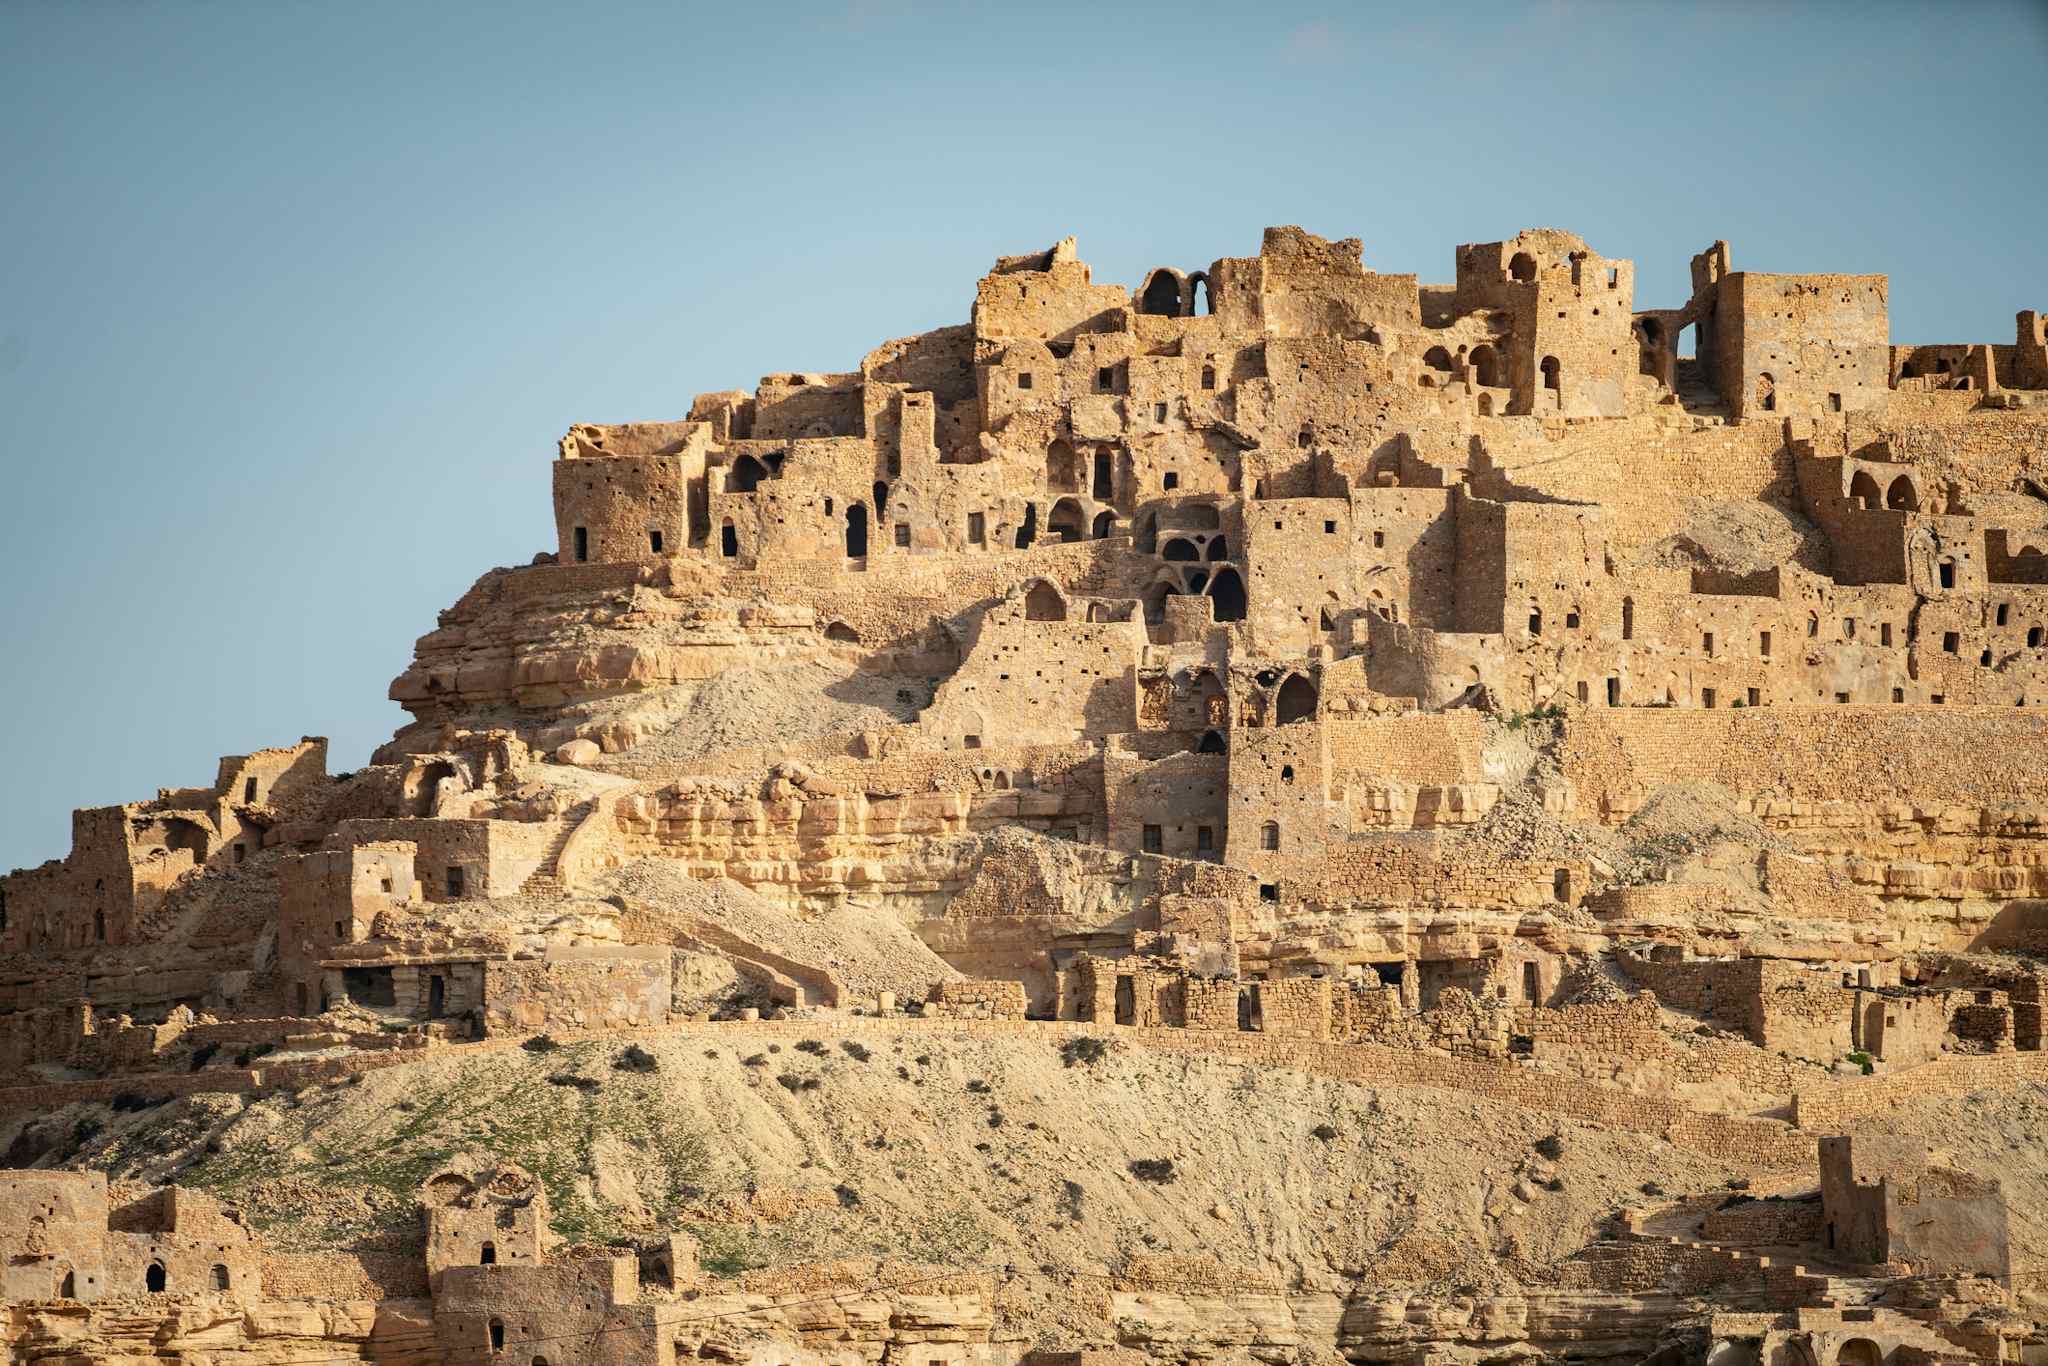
[1,0,2044,873]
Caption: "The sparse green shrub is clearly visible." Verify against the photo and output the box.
[966,1079,990,1093]
[1311,1123,1338,1142]
[1534,1134,1565,1159]
[1128,1158,1176,1184]
[794,1039,829,1057]
[521,1035,560,1053]
[841,1041,872,1062]
[742,1054,767,1067]
[1060,1037,1111,1068]
[614,1045,658,1074]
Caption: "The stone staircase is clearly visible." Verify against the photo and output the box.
[518,802,590,898]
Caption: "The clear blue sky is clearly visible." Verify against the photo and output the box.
[2,0,2044,873]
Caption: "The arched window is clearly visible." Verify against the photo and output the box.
[1756,372,1776,412]
[1092,510,1115,539]
[1138,269,1182,316]
[212,1264,230,1290]
[1260,822,1280,851]
[1025,581,1066,622]
[1206,536,1229,561]
[1541,356,1561,391]
[1093,449,1114,500]
[59,1269,75,1298]
[824,621,860,644]
[730,454,766,493]
[1275,675,1317,725]
[720,521,738,558]
[1207,567,1247,622]
[1197,729,1225,754]
[1047,497,1087,543]
[1142,580,1172,625]
[1886,475,1919,511]
[1161,537,1198,562]
[1200,364,1216,390]
[1280,765,1295,783]
[872,480,890,520]
[1469,345,1502,387]
[146,1263,166,1293]
[844,503,868,557]
[1849,470,1882,509]
[1423,346,1454,373]
[1509,252,1537,283]
[1191,273,1211,315]
[480,1242,497,1265]
[94,910,105,942]
[490,1318,506,1350]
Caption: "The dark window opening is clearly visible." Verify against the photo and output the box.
[1094,449,1113,499]
[1114,975,1136,1025]
[1196,826,1214,852]
[146,1263,166,1293]
[649,529,663,554]
[480,1242,496,1265]
[1260,821,1280,851]
[966,511,984,545]
[1523,961,1542,1002]
[1201,365,1216,390]
[1096,366,1115,393]
[447,866,465,897]
[720,521,738,558]
[491,1320,506,1350]
[1014,503,1037,550]
[1259,883,1279,902]
[1017,371,1033,390]
[1207,567,1247,622]
[1141,824,1162,853]
[573,527,589,563]
[845,503,868,557]
[244,777,258,802]
[1197,729,1225,754]
[1939,559,1956,589]
[212,1264,230,1290]
[894,522,911,548]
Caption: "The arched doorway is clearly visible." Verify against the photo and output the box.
[1139,269,1182,316]
[1275,674,1317,724]
[1208,567,1247,622]
[1509,252,1537,282]
[1886,475,1918,511]
[730,454,767,492]
[1092,510,1115,538]
[1469,345,1503,387]
[845,503,868,557]
[1025,581,1066,621]
[1015,503,1038,549]
[1048,497,1086,543]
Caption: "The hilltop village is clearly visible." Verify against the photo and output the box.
[5,227,2048,1365]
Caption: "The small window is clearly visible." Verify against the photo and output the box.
[244,777,258,802]
[1259,883,1279,902]
[1154,402,1167,422]
[1280,765,1294,783]
[1196,826,1214,852]
[1944,631,1960,654]
[1324,520,1336,534]
[1528,609,1542,635]
[1576,680,1589,703]
[1097,366,1114,392]
[491,1319,506,1350]
[212,1264,230,1290]
[894,522,911,547]
[447,866,465,898]
[1141,824,1163,853]
[1759,630,1772,658]
[963,734,981,749]
[1701,687,1716,709]
[1200,365,1216,390]
[1932,694,1946,704]
[1997,603,2010,626]
[1017,372,1033,390]
[1607,677,1619,705]
[1836,692,1851,704]
[967,512,985,544]
[1260,821,1280,851]
[649,529,664,554]
[573,527,589,563]
[1747,687,1760,706]
[1162,472,1179,491]
[1565,610,1580,629]
[1372,530,1385,548]
[1881,622,1893,646]
[2031,627,2045,648]
[1829,392,1842,412]
[480,1242,496,1265]
[1892,687,1905,702]
[1702,632,1713,656]
[1844,618,1855,640]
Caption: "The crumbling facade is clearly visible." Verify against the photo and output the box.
[6,224,2048,1363]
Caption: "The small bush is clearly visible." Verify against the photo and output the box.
[795,1039,829,1057]
[189,1043,220,1073]
[1641,1181,1667,1197]
[1060,1037,1111,1068]
[1310,1123,1338,1142]
[987,1109,1005,1129]
[233,1043,274,1068]
[1533,1134,1565,1160]
[966,1079,991,1094]
[834,1183,861,1208]
[614,1045,659,1073]
[110,1092,154,1113]
[1128,1158,1176,1184]
[547,1074,601,1093]
[741,1053,768,1068]
[521,1035,560,1053]
[777,1073,804,1092]
[841,1041,872,1062]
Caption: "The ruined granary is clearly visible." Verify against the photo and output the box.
[6,225,2048,1363]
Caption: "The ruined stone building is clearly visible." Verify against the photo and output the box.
[5,225,2048,1363]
